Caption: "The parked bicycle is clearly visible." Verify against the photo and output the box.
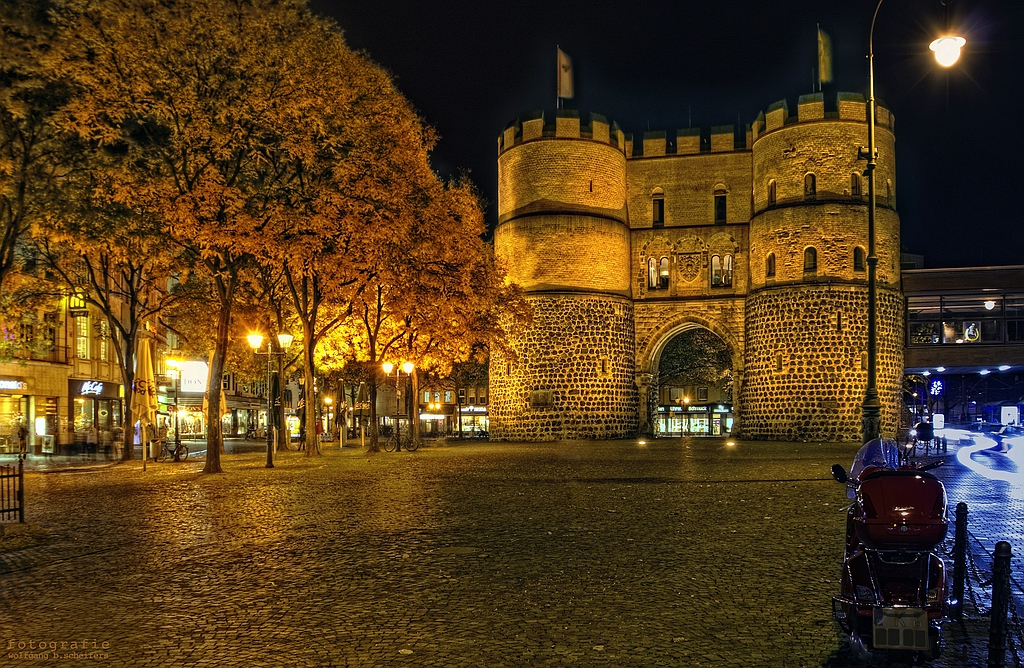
[383,432,419,452]
[157,439,189,462]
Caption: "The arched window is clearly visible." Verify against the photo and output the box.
[711,255,722,286]
[851,172,861,197]
[659,257,670,288]
[767,180,777,206]
[648,257,658,288]
[766,253,776,278]
[804,173,816,200]
[885,179,893,205]
[804,247,817,272]
[723,254,733,286]
[853,246,865,272]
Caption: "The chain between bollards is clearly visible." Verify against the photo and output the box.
[953,501,968,622]
[988,540,1013,668]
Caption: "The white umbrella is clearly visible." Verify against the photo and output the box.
[131,337,159,466]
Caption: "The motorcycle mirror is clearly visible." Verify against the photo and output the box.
[830,463,848,484]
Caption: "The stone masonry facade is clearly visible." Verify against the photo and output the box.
[491,93,904,442]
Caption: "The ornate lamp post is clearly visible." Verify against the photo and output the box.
[860,1,964,443]
[382,361,415,451]
[247,331,294,467]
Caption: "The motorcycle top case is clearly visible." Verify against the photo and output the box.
[854,469,948,550]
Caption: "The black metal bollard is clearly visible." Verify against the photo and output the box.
[987,541,1012,668]
[952,502,967,621]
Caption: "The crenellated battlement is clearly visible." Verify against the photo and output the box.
[751,92,895,140]
[499,92,894,162]
[498,110,627,157]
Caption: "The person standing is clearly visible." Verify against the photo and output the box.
[17,422,29,454]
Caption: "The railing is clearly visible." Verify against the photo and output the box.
[0,457,25,524]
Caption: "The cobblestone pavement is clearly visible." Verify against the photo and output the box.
[0,437,1017,667]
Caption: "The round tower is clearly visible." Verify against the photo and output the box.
[742,93,904,441]
[490,110,638,441]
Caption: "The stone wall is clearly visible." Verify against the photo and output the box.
[741,283,904,441]
[489,293,638,441]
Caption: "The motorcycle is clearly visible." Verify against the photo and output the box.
[830,438,948,663]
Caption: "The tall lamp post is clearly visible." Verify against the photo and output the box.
[166,359,184,454]
[860,1,964,443]
[247,331,294,468]
[382,361,415,451]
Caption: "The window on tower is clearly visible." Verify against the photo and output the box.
[767,180,777,206]
[854,246,866,272]
[652,195,664,227]
[659,257,670,288]
[648,257,658,288]
[766,253,776,278]
[804,247,817,272]
[851,172,862,198]
[804,173,816,200]
[714,190,726,224]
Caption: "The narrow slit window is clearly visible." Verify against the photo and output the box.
[854,247,866,272]
[766,253,776,278]
[652,196,665,227]
[714,192,726,224]
[767,180,777,206]
[851,172,861,197]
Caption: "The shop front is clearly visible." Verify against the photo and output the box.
[457,405,489,436]
[657,404,733,436]
[68,378,123,454]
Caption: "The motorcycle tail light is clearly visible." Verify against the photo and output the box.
[927,587,940,602]
[860,494,878,519]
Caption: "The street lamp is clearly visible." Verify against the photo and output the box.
[247,331,294,468]
[166,358,184,456]
[323,396,333,438]
[382,361,415,451]
[860,1,964,443]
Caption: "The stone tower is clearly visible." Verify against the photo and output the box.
[742,93,904,440]
[489,110,639,440]
[490,93,904,443]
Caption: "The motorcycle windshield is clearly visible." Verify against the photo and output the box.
[847,438,901,497]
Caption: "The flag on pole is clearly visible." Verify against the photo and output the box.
[557,47,574,99]
[817,26,833,85]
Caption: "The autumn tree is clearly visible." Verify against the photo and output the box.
[53,0,426,471]
[658,329,733,399]
[0,0,70,316]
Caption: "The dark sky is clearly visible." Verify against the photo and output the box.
[309,0,1024,269]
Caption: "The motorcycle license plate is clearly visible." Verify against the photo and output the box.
[872,607,928,650]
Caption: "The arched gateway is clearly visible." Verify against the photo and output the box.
[490,94,904,442]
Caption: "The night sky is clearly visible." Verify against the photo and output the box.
[309,0,1024,269]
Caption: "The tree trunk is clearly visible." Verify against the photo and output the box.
[410,368,420,447]
[368,381,379,452]
[202,300,232,474]
[303,340,320,456]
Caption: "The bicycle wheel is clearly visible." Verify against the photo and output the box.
[404,436,419,452]
[178,445,189,461]
[383,435,397,452]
